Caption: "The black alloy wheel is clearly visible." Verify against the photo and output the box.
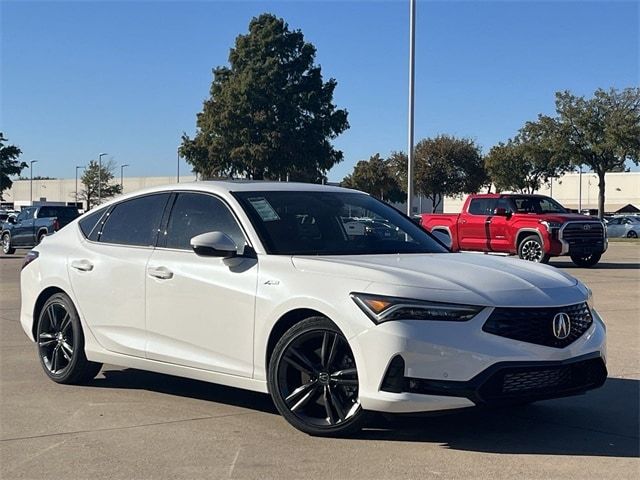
[2,233,15,254]
[627,231,638,238]
[36,293,102,384]
[269,317,366,436]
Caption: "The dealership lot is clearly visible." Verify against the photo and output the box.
[1,243,638,479]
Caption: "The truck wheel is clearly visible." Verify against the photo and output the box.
[37,231,47,244]
[518,235,549,264]
[2,233,15,255]
[570,252,602,268]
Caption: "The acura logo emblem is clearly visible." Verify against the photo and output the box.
[552,312,571,340]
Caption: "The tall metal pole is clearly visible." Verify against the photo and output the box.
[75,165,85,206]
[406,0,416,216]
[177,150,180,183]
[120,164,129,190]
[30,160,38,206]
[98,153,108,204]
[578,166,583,213]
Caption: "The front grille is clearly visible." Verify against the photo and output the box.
[478,357,607,402]
[483,302,593,348]
[562,222,604,242]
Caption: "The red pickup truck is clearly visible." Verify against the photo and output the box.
[421,194,607,267]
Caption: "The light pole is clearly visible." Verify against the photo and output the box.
[30,160,38,206]
[120,164,129,190]
[177,150,180,183]
[406,0,416,216]
[97,153,108,204]
[578,166,583,213]
[75,165,85,207]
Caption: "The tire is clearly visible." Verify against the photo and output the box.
[2,233,15,255]
[517,235,550,264]
[268,317,367,436]
[570,252,602,268]
[627,231,638,239]
[36,292,102,384]
[36,231,47,244]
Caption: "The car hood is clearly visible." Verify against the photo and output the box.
[292,253,585,307]
[516,213,601,223]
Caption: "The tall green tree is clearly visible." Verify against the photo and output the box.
[0,133,26,201]
[552,87,640,217]
[180,13,349,181]
[485,117,570,194]
[390,136,486,212]
[341,154,404,202]
[79,160,122,209]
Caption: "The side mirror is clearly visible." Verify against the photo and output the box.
[190,231,238,258]
[494,208,512,218]
[7,216,16,224]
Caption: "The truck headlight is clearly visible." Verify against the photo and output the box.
[540,220,563,232]
[351,293,483,324]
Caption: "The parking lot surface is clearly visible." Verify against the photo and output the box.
[1,243,638,479]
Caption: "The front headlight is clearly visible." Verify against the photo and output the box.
[540,220,563,232]
[351,293,483,324]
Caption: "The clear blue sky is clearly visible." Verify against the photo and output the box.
[2,0,638,182]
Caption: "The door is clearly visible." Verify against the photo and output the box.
[489,198,513,252]
[145,192,258,377]
[67,193,170,357]
[605,218,623,238]
[458,198,496,251]
[11,208,36,245]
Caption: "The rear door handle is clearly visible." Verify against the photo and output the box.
[148,266,173,280]
[70,259,94,272]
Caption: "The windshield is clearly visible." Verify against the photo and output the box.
[233,191,448,255]
[511,196,568,214]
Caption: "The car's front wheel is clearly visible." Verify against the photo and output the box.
[268,317,366,436]
[518,235,550,263]
[36,292,103,384]
[2,233,15,254]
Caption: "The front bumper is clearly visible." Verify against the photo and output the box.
[350,307,607,413]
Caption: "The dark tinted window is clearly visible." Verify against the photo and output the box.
[495,198,512,214]
[78,208,108,238]
[16,208,35,222]
[164,193,246,252]
[511,196,567,214]
[38,206,80,219]
[234,191,448,255]
[468,198,497,215]
[99,194,169,246]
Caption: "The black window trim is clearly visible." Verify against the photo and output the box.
[87,192,172,249]
[155,190,253,254]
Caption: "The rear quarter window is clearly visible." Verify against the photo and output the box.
[78,208,108,239]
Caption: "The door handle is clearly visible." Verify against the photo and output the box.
[70,259,94,272]
[148,266,173,280]
[460,219,467,224]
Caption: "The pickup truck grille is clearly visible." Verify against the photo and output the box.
[483,302,593,348]
[561,222,604,241]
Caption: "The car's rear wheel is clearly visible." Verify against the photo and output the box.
[268,317,366,436]
[570,252,602,267]
[37,231,47,244]
[627,230,638,238]
[518,235,549,264]
[2,233,15,254]
[36,293,102,384]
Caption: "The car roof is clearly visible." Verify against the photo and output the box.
[90,181,367,210]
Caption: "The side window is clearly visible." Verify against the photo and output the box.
[164,193,247,252]
[495,198,511,213]
[99,194,169,247]
[78,208,108,239]
[17,208,33,222]
[468,199,496,215]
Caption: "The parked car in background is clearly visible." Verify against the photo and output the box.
[19,182,607,436]
[421,194,608,267]
[605,216,639,238]
[2,205,80,254]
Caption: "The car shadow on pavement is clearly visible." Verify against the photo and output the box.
[359,377,639,458]
[90,370,638,457]
[93,368,278,415]
[549,262,640,270]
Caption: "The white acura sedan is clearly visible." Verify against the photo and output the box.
[20,182,607,436]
